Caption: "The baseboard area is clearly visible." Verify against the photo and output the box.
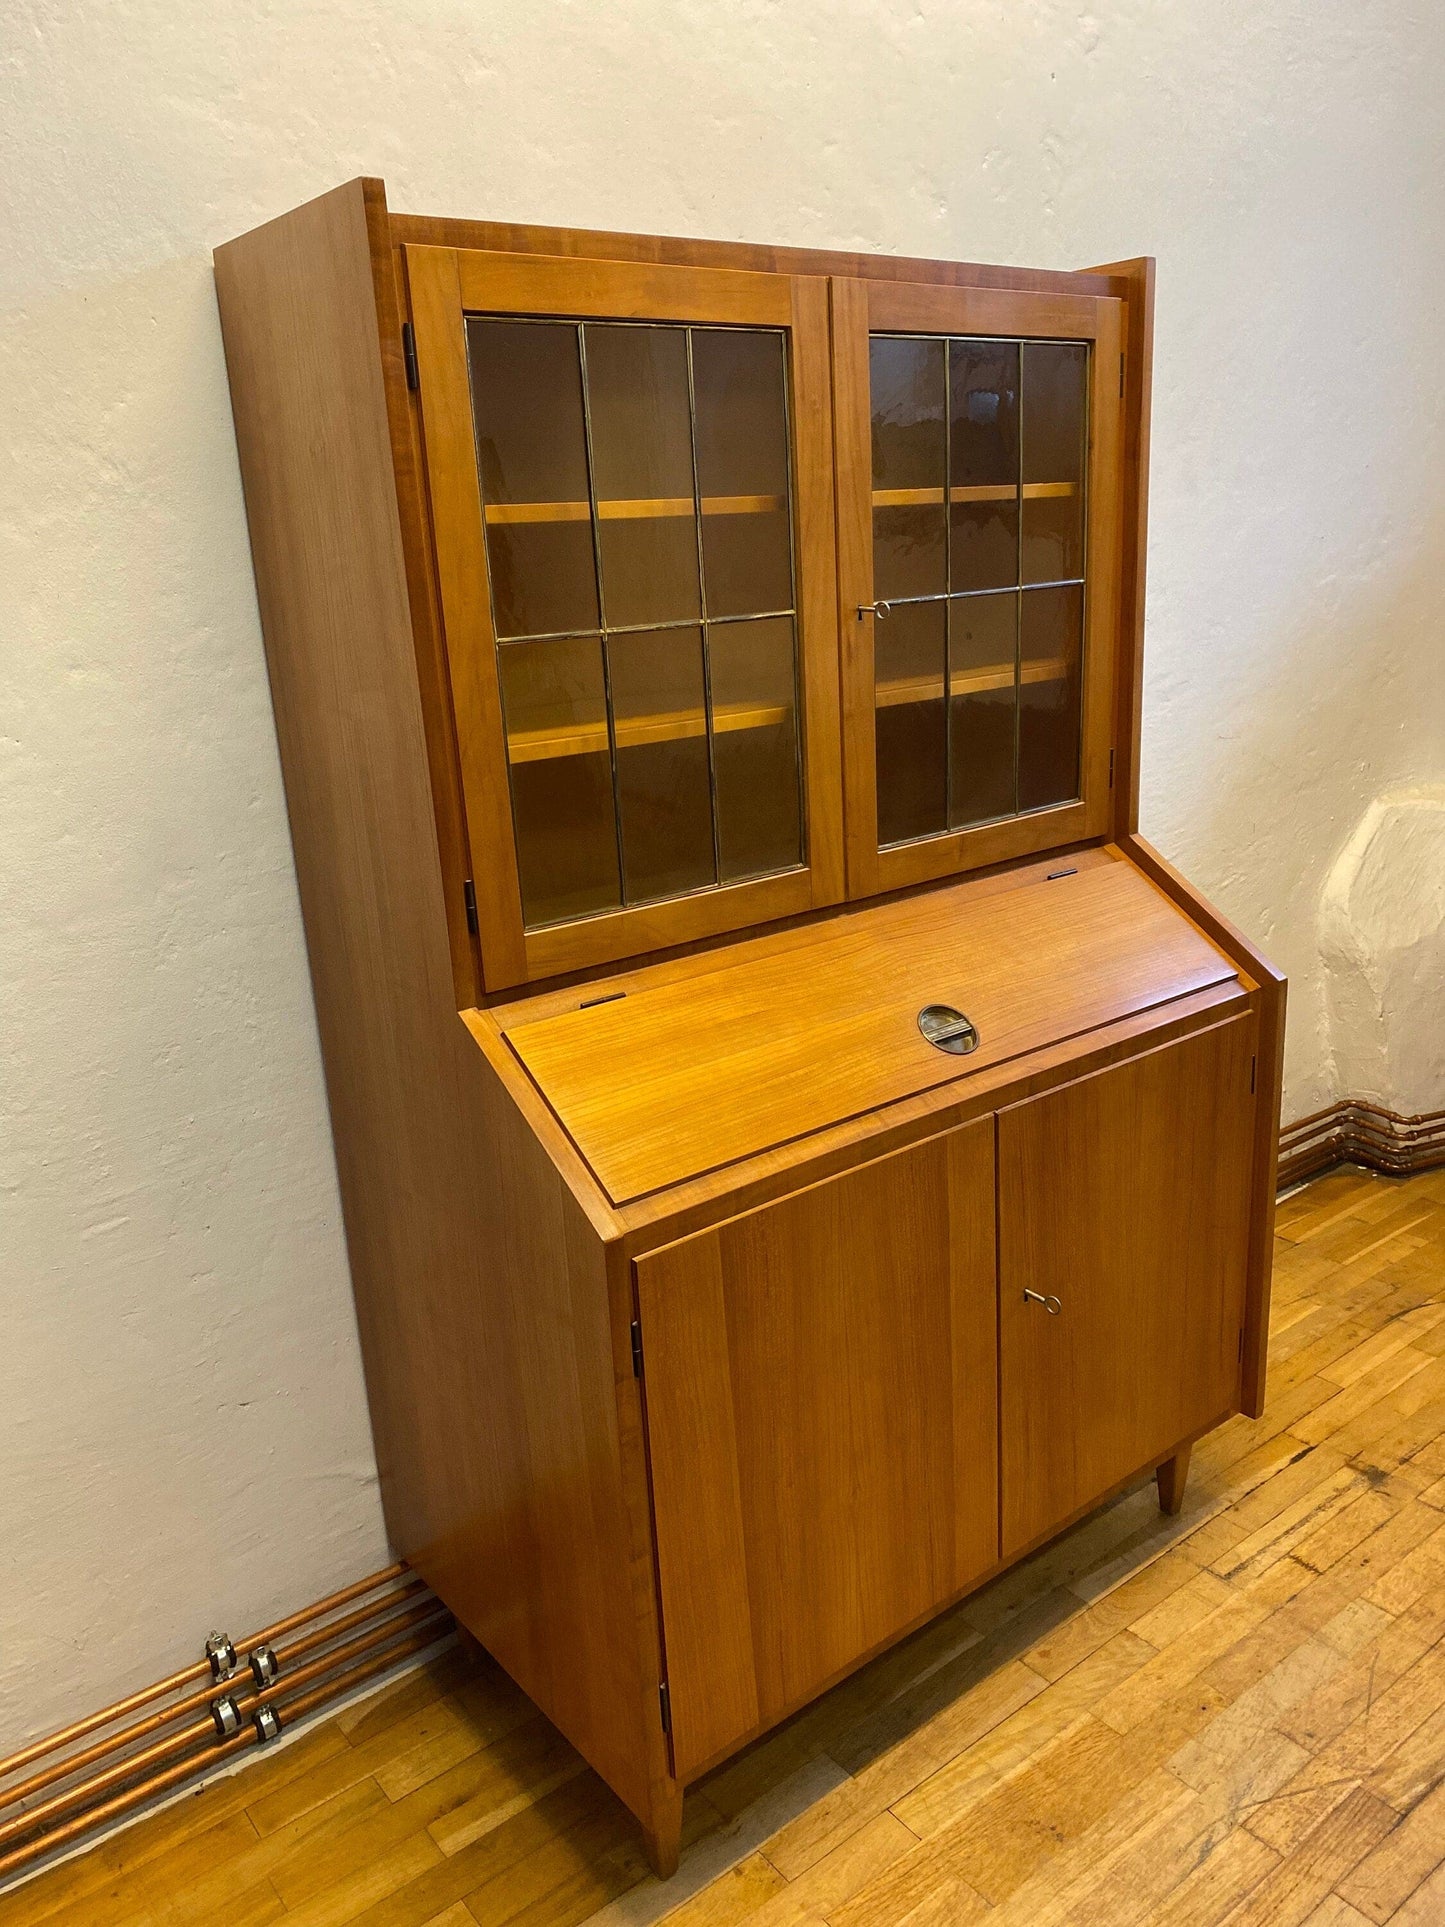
[1278,1099,1445,1193]
[0,1563,452,1894]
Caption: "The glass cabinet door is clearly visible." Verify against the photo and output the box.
[406,248,843,989]
[835,279,1123,897]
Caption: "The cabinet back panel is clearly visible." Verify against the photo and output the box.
[505,858,1236,1203]
[997,1013,1256,1556]
[635,1118,998,1778]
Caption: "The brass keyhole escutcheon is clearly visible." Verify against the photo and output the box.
[918,1004,980,1055]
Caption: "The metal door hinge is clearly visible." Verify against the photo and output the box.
[402,322,420,392]
[463,879,478,935]
[1119,352,1126,399]
[1250,1055,1257,1094]
[658,1680,671,1733]
[630,1318,644,1378]
[1108,747,1116,788]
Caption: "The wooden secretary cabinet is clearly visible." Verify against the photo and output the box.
[215,180,1285,1875]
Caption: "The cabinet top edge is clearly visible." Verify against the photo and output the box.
[214,174,1141,298]
[386,207,1135,298]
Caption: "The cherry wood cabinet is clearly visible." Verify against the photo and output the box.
[998,1016,1256,1558]
[214,180,1285,1878]
[637,1119,997,1780]
[405,245,844,985]
[832,276,1123,894]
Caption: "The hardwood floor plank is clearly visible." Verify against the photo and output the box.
[1144,1822,1281,1927]
[761,1659,1047,1877]
[1336,1773,1445,1921]
[1215,1785,1396,1925]
[891,1632,1156,1838]
[1381,1857,1445,1924]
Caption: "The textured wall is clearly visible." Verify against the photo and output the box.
[2,0,1441,1747]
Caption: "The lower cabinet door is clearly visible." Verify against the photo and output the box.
[635,1117,998,1779]
[998,1014,1257,1558]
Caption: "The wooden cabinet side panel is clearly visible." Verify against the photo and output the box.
[1084,255,1155,840]
[1120,835,1286,1417]
[212,183,659,1819]
[637,1118,997,1779]
[430,1049,665,1813]
[998,1014,1256,1556]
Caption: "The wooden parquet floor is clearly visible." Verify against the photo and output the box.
[8,1163,1445,1927]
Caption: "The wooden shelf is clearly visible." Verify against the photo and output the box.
[508,698,789,764]
[872,481,1077,510]
[485,494,785,526]
[875,656,1067,707]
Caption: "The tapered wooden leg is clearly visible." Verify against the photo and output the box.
[641,1780,684,1879]
[1156,1445,1192,1517]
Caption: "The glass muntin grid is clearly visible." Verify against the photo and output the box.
[869,331,1090,849]
[465,314,806,929]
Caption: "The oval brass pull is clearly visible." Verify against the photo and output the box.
[918,1005,980,1055]
[1023,1288,1062,1315]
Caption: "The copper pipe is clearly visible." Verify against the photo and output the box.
[247,1560,409,1650]
[235,1604,451,1717]
[267,1624,449,1728]
[1283,1099,1445,1140]
[0,1560,410,1785]
[0,1582,431,1814]
[272,1577,426,1667]
[0,1604,449,1852]
[0,1619,449,1886]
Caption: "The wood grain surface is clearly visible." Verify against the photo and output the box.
[636,1119,998,1777]
[998,1016,1257,1556]
[505,859,1237,1203]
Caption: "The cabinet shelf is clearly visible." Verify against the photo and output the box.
[508,698,789,765]
[876,656,1067,707]
[484,493,785,526]
[872,481,1077,509]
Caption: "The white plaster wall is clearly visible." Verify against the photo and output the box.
[2,0,1441,1746]
[1319,791,1445,1115]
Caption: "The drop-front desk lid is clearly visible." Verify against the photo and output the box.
[501,855,1239,1206]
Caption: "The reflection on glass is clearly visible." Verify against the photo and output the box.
[1021,341,1087,584]
[694,330,793,618]
[498,637,620,924]
[949,593,1017,828]
[585,324,701,628]
[609,627,715,902]
[467,319,600,638]
[875,601,947,846]
[709,616,802,881]
[870,336,946,602]
[1019,584,1083,811]
[950,341,1019,486]
[949,340,1019,592]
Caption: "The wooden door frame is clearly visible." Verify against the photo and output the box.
[403,243,844,991]
[831,276,1125,899]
